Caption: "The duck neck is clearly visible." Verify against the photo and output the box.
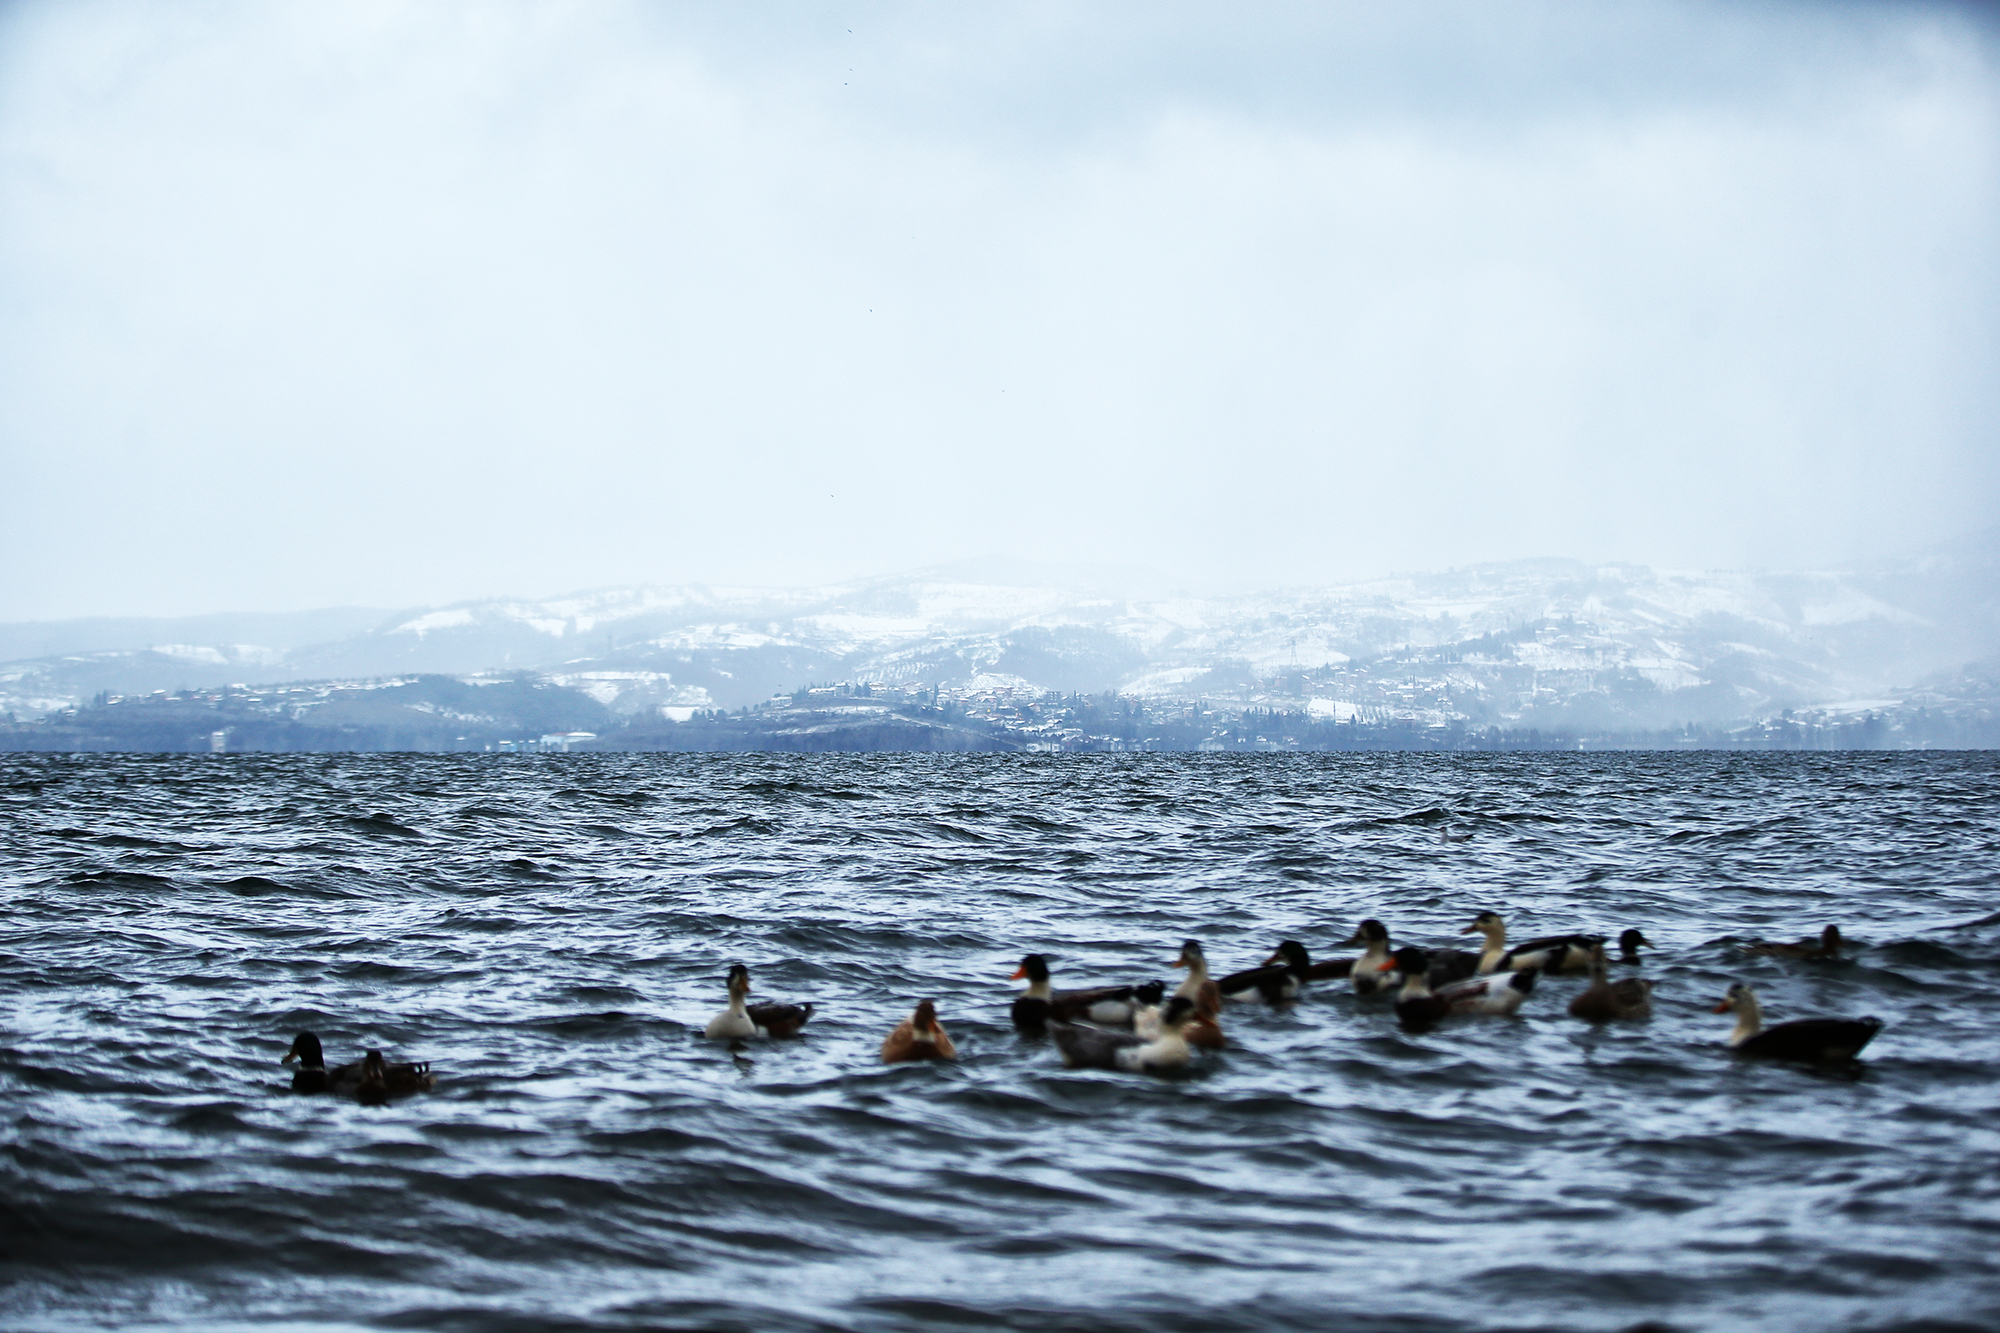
[1398,970,1432,999]
[1174,958,1209,1000]
[1729,993,1764,1045]
[1023,977,1052,1001]
[1477,925,1507,969]
[1358,939,1389,970]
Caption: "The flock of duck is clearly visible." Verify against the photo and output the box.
[280,915,1881,1097]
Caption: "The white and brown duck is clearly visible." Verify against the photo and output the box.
[704,963,815,1040]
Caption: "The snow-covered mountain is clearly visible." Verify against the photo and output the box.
[4,535,1995,731]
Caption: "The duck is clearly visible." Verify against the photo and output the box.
[282,1031,435,1097]
[1462,911,1600,975]
[704,964,815,1040]
[1743,925,1844,960]
[1050,996,1197,1074]
[1567,941,1652,1022]
[1615,928,1652,965]
[1377,947,1539,1029]
[1217,940,1313,1005]
[1711,982,1880,1061]
[1340,920,1397,997]
[1009,954,1164,1033]
[881,1000,957,1063]
[1169,939,1225,1016]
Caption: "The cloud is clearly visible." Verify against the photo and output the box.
[1,0,1995,617]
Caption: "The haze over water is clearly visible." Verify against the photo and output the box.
[5,751,1998,1333]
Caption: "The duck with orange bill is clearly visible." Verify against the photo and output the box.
[1743,925,1845,960]
[704,964,816,1040]
[1377,946,1539,1030]
[1613,928,1652,964]
[1217,940,1313,1004]
[1712,983,1880,1062]
[881,1000,956,1064]
[1009,954,1164,1034]
[1051,996,1197,1074]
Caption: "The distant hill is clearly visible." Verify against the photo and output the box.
[2,534,1994,740]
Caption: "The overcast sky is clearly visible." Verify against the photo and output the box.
[1,0,1996,620]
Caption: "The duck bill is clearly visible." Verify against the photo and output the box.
[1459,924,1479,935]
[1170,957,1188,969]
[281,1051,297,1065]
[1375,958,1398,972]
[1261,950,1284,967]
[1010,965,1026,980]
[1710,999,1731,1013]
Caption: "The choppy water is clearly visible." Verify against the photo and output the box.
[4,752,1999,1333]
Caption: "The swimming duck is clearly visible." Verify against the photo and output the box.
[704,964,815,1040]
[1217,940,1313,1004]
[1009,955,1164,1033]
[1615,928,1652,965]
[1378,947,1539,1029]
[1711,983,1880,1061]
[1567,942,1652,1022]
[1743,925,1845,960]
[1340,920,1396,996]
[881,1000,956,1063]
[1169,940,1225,1015]
[1153,941,1225,1048]
[1462,911,1601,975]
[282,1031,435,1097]
[1051,996,1197,1074]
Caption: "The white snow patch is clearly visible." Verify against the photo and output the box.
[393,609,476,637]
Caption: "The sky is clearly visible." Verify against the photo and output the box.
[1,0,1996,621]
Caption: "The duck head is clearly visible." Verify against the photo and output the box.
[912,1000,941,1035]
[1011,954,1051,984]
[1712,982,1754,1014]
[1172,939,1205,969]
[282,1031,325,1068]
[725,964,751,998]
[1820,925,1842,951]
[1341,919,1389,948]
[1618,928,1651,957]
[1463,911,1504,940]
[1158,996,1197,1031]
[1262,940,1310,971]
[1133,979,1167,1006]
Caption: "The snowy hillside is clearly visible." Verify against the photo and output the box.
[3,537,1994,732]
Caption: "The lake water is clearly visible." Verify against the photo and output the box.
[4,751,1998,1332]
